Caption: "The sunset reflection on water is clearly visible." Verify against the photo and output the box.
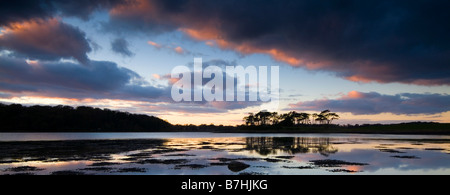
[1,133,450,175]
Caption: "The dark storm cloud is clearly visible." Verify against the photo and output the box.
[0,0,127,25]
[3,0,449,85]
[111,38,134,57]
[0,19,92,64]
[50,0,128,20]
[0,55,167,100]
[107,0,450,85]
[289,91,450,115]
[0,0,52,25]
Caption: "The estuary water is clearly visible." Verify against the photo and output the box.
[1,132,450,175]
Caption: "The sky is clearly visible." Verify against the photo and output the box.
[0,0,449,125]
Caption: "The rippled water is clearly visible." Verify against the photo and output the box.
[1,133,449,175]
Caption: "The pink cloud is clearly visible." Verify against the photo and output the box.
[174,46,184,54]
[0,18,91,64]
[147,41,162,49]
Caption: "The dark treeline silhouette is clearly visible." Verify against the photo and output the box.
[1,103,449,134]
[170,124,236,132]
[243,110,340,126]
[0,103,171,132]
[240,110,450,134]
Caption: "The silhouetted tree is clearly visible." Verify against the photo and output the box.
[255,111,272,126]
[243,113,256,126]
[299,113,311,124]
[289,111,301,125]
[279,113,294,126]
[314,110,340,125]
[325,112,340,124]
[270,112,280,125]
[314,112,327,124]
[312,113,318,124]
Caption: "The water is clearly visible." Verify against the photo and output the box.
[1,133,450,175]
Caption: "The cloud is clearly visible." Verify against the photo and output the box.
[105,0,450,85]
[0,92,11,98]
[0,0,53,25]
[0,18,92,64]
[0,55,261,113]
[186,59,237,68]
[153,59,266,110]
[133,100,262,114]
[140,102,226,114]
[49,0,128,20]
[2,0,449,85]
[146,40,192,55]
[157,59,249,90]
[208,101,261,110]
[0,0,274,115]
[0,55,167,101]
[0,0,127,25]
[289,91,450,115]
[111,37,134,57]
[173,46,185,54]
[147,41,162,49]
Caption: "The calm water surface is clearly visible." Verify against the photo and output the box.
[1,133,450,175]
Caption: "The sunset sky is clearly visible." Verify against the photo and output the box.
[1,0,449,125]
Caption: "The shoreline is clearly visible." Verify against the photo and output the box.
[2,122,450,135]
[1,130,450,136]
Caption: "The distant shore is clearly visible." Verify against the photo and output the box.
[2,122,450,135]
[212,122,450,135]
[236,122,450,134]
[1,103,449,135]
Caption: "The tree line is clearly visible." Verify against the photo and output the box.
[0,103,172,132]
[243,110,340,126]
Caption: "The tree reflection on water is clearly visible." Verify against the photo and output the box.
[245,137,338,156]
